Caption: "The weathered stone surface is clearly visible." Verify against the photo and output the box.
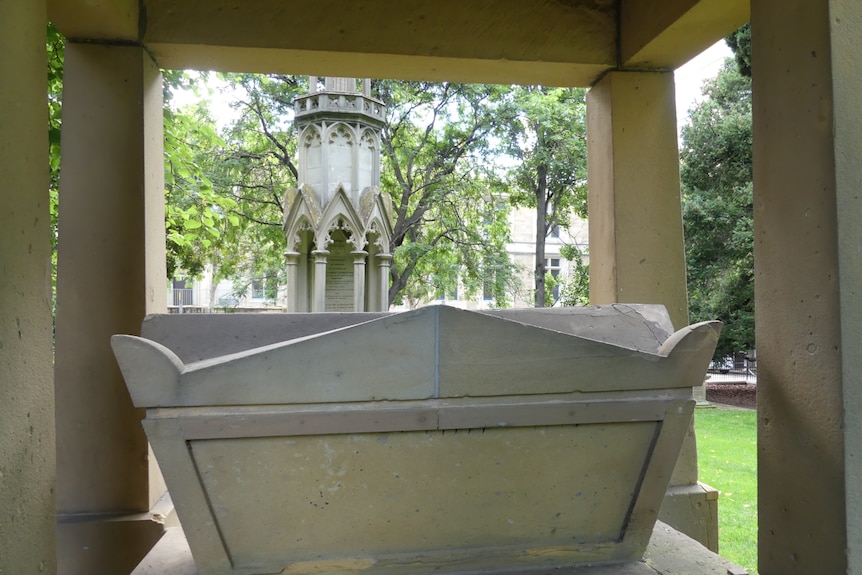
[117,306,720,407]
[118,310,437,407]
[141,312,388,362]
[113,305,720,574]
[438,307,718,397]
[194,424,654,570]
[479,303,675,351]
[132,521,746,575]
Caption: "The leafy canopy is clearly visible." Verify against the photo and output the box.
[502,86,589,307]
[680,58,753,358]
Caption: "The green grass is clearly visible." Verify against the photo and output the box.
[696,407,758,574]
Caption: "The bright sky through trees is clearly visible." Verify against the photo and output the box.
[174,39,731,134]
[675,41,734,130]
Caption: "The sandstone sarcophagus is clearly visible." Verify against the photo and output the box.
[112,305,720,575]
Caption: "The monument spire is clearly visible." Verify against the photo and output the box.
[282,77,392,312]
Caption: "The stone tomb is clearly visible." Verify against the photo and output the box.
[113,305,720,575]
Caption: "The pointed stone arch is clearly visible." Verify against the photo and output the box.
[317,185,364,251]
[324,122,356,197]
[298,125,324,190]
[357,128,379,190]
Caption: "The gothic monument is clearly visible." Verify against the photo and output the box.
[283,77,392,312]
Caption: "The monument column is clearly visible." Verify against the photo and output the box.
[586,70,714,550]
[284,251,301,312]
[377,254,392,311]
[54,43,167,573]
[284,79,390,312]
[0,1,56,572]
[753,1,862,572]
[352,251,368,312]
[311,250,329,311]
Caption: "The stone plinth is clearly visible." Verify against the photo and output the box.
[131,522,748,575]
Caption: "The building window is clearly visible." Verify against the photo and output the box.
[549,223,560,238]
[251,278,277,300]
[483,282,493,301]
[434,275,459,301]
[448,284,458,301]
[546,258,561,303]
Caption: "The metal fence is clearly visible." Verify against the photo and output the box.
[172,288,194,307]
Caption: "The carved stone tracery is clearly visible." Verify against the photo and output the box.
[284,77,392,311]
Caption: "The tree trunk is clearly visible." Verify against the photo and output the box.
[534,164,548,307]
[208,256,220,310]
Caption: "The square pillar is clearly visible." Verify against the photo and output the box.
[587,70,718,551]
[54,43,167,574]
[0,1,57,573]
[586,71,689,330]
[753,0,862,572]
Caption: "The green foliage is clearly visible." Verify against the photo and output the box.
[725,23,752,78]
[161,76,518,308]
[558,245,590,307]
[201,73,303,286]
[681,60,754,358]
[163,73,303,291]
[377,80,518,307]
[502,86,588,306]
[47,23,64,302]
[696,408,758,574]
[46,34,523,308]
[164,99,230,278]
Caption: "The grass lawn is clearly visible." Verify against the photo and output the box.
[696,406,758,574]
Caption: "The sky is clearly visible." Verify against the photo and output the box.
[674,40,734,129]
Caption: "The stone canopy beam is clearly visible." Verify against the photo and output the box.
[49,0,744,86]
[620,0,749,70]
[47,0,138,42]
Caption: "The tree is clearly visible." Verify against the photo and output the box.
[45,36,239,289]
[680,58,753,358]
[377,81,517,307]
[47,23,64,304]
[206,74,304,299]
[164,73,305,304]
[185,77,518,308]
[163,72,248,288]
[558,244,590,307]
[725,23,752,78]
[502,86,588,307]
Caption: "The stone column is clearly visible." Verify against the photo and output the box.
[53,43,167,574]
[311,250,329,311]
[284,251,301,312]
[352,251,368,311]
[377,254,392,311]
[0,2,56,572]
[586,71,689,329]
[586,70,716,551]
[753,1,862,572]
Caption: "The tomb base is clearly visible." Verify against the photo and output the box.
[658,483,720,552]
[132,522,746,575]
